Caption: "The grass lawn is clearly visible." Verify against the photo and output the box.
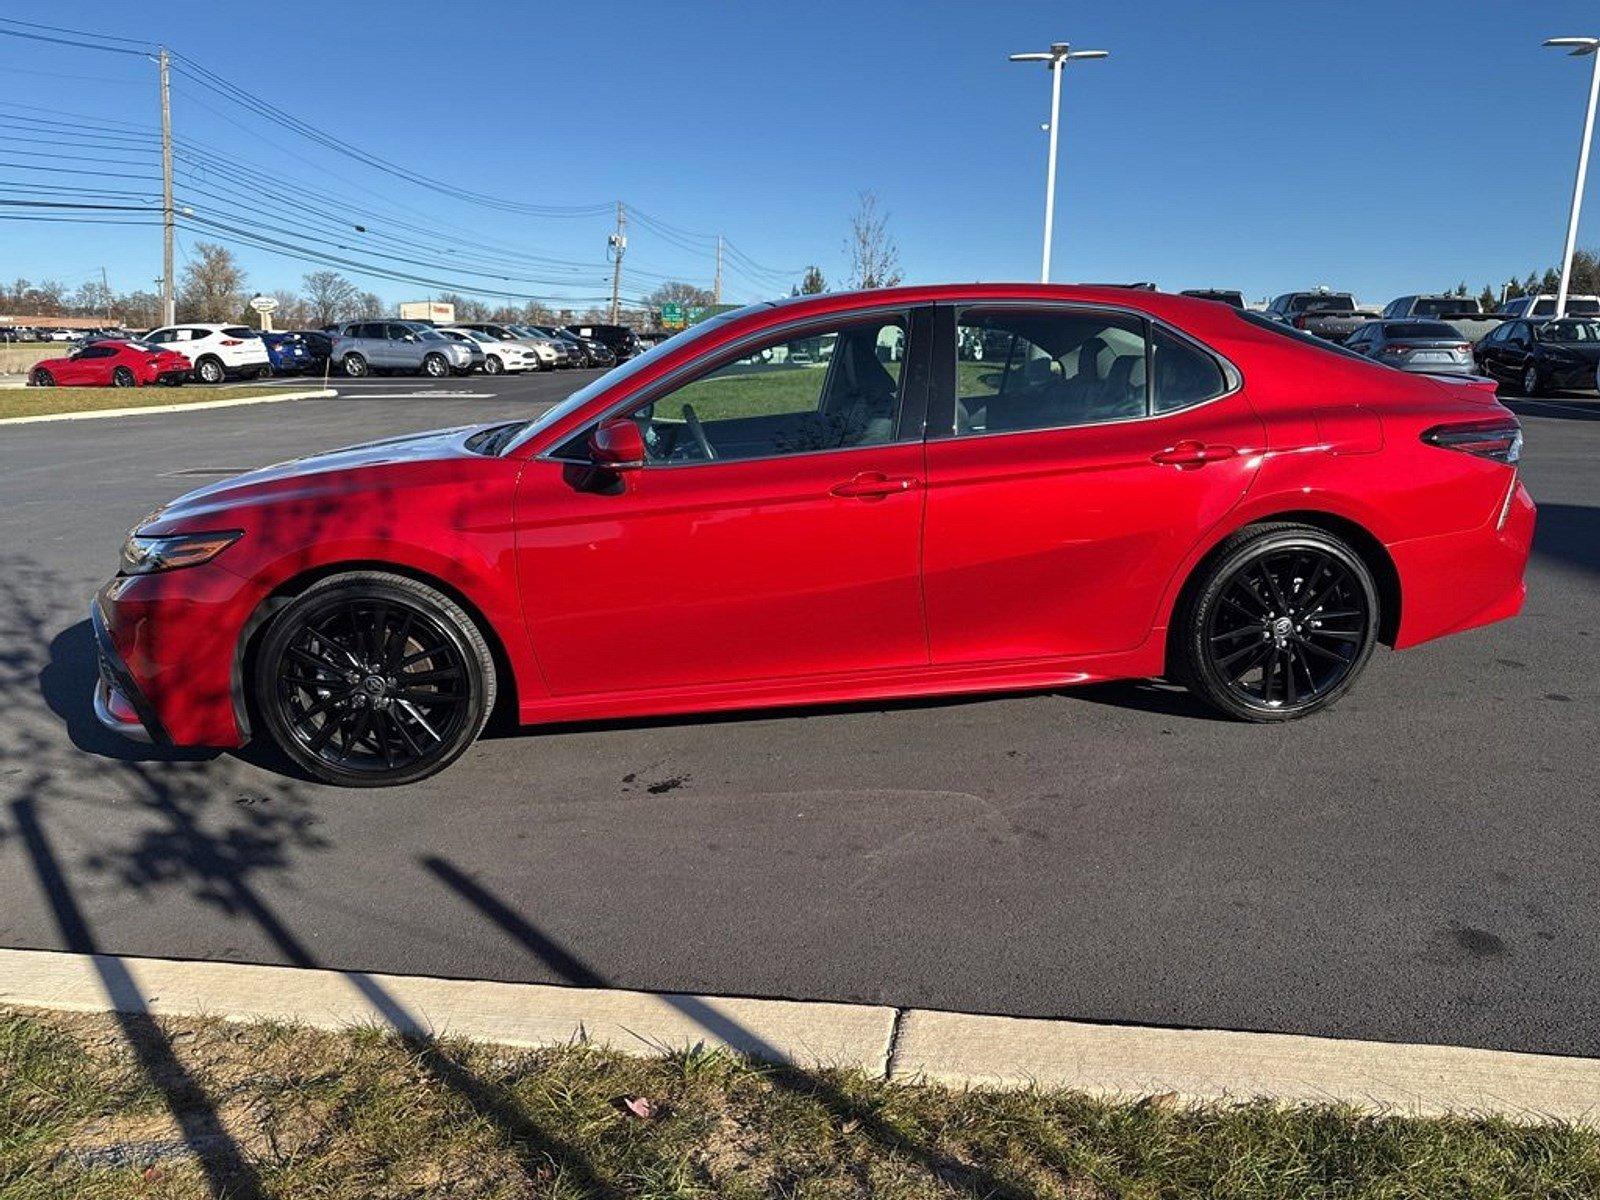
[0,385,309,421]
[3,1007,1597,1199]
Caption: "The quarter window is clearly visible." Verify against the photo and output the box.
[622,316,909,464]
[1151,326,1228,413]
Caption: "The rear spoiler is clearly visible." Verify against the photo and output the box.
[1423,373,1501,403]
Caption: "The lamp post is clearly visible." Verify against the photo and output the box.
[1544,37,1600,317]
[1009,41,1108,283]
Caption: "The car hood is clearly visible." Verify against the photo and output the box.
[140,424,483,532]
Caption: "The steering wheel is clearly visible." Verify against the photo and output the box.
[682,403,716,460]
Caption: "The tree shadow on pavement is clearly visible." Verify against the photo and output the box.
[421,854,1034,1200]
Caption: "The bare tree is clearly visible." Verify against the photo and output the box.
[300,271,361,325]
[844,192,902,290]
[177,242,246,322]
[355,290,386,318]
[644,280,716,310]
[269,289,310,328]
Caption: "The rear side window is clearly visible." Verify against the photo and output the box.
[1151,327,1228,413]
[221,326,256,339]
[1387,322,1461,339]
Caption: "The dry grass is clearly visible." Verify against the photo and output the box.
[3,1006,1599,1199]
[0,386,310,421]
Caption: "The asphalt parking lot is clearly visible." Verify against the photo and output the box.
[0,371,1595,1057]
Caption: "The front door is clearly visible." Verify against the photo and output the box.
[921,303,1266,663]
[513,309,932,696]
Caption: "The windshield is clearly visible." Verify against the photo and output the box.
[1412,298,1478,317]
[1536,319,1600,342]
[501,307,754,455]
[417,329,446,341]
[1291,295,1355,313]
[459,329,494,344]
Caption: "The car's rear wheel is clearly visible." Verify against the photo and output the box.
[483,355,503,375]
[253,572,496,787]
[422,353,449,378]
[30,369,54,387]
[342,353,369,378]
[111,366,136,388]
[196,356,226,385]
[1522,363,1545,397]
[1175,524,1378,722]
[256,364,273,380]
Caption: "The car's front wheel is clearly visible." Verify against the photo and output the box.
[1174,524,1378,722]
[342,353,368,378]
[483,355,503,375]
[422,353,449,378]
[1522,363,1545,397]
[30,369,54,387]
[253,572,496,786]
[195,356,226,385]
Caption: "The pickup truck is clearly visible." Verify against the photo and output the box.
[1381,294,1505,344]
[1263,292,1373,343]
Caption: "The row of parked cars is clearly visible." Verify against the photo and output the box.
[24,319,646,388]
[1174,286,1600,394]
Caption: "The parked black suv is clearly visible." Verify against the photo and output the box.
[565,323,642,362]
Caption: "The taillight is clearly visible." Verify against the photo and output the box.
[1422,419,1522,465]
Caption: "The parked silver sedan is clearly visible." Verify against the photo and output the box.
[1341,319,1475,375]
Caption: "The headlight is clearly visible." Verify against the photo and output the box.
[119,530,242,575]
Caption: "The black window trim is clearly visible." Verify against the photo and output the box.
[539,303,935,469]
[927,300,1243,442]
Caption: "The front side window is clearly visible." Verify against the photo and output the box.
[954,308,1148,434]
[624,316,908,464]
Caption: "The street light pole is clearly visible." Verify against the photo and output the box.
[158,46,175,326]
[1009,41,1108,284]
[1545,37,1600,318]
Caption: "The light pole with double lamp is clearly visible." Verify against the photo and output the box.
[1008,41,1108,283]
[1544,36,1600,318]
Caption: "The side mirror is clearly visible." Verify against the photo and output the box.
[588,417,646,470]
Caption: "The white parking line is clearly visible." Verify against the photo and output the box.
[333,391,495,399]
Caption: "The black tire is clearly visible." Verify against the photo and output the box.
[111,366,137,388]
[1522,363,1545,397]
[422,353,449,379]
[195,356,226,385]
[1173,523,1378,722]
[30,369,55,387]
[253,572,496,787]
[483,355,504,375]
[342,353,369,378]
[256,364,273,380]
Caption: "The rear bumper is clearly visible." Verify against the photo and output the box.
[1389,475,1535,649]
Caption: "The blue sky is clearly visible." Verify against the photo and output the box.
[3,1,1599,309]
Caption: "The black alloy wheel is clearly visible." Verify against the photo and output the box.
[1176,524,1378,721]
[254,573,495,786]
[111,366,136,388]
[1523,363,1545,397]
[31,369,55,387]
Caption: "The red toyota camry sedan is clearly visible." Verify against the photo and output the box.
[32,339,191,388]
[92,285,1533,786]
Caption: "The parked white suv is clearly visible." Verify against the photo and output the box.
[143,323,271,383]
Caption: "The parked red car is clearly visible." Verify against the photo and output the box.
[92,285,1533,786]
[31,339,191,388]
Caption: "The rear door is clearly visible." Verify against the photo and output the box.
[921,302,1265,663]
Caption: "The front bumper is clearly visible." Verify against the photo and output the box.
[91,597,165,744]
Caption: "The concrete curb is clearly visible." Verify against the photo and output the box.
[3,947,1598,1121]
[892,1010,1600,1123]
[0,388,336,426]
[0,949,896,1073]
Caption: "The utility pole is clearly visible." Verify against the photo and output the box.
[607,201,626,324]
[159,46,175,326]
[1544,38,1600,318]
[713,235,723,305]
